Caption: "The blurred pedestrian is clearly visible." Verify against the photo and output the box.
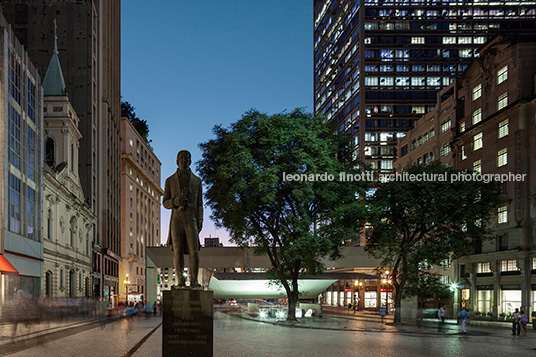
[438,304,447,332]
[458,307,468,334]
[153,301,157,316]
[520,311,528,337]
[512,308,521,336]
[416,303,424,328]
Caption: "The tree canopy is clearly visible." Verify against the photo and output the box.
[198,108,367,320]
[121,101,152,148]
[366,162,503,323]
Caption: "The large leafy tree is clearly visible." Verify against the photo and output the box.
[198,109,367,321]
[366,162,502,323]
[121,101,152,148]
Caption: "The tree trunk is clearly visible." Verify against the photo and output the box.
[287,289,298,321]
[393,261,408,324]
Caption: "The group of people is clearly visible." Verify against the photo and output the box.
[511,308,529,337]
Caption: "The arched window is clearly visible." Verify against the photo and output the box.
[45,138,55,167]
[45,271,52,298]
[71,143,74,171]
[47,209,52,239]
[70,217,77,247]
[69,270,75,298]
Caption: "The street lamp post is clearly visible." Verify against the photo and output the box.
[123,274,130,304]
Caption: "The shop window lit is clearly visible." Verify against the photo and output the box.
[497,92,508,111]
[472,108,482,125]
[473,160,481,174]
[473,132,483,151]
[497,148,507,167]
[497,65,508,84]
[498,205,508,224]
[477,290,492,314]
[498,119,509,138]
[472,84,482,101]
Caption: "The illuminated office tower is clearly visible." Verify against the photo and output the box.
[314,0,536,172]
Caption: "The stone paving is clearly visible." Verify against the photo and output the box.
[2,309,536,356]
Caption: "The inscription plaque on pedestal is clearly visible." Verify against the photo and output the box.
[163,289,213,357]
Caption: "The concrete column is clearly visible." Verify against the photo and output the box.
[492,260,500,318]
[453,263,460,316]
[376,284,382,309]
[490,260,502,317]
[337,280,341,306]
[520,256,531,314]
[469,263,476,312]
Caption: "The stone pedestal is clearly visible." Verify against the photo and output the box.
[163,289,213,357]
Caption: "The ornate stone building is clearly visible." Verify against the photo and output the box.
[119,117,163,304]
[41,26,95,298]
[394,34,536,317]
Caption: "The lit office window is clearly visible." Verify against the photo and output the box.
[498,119,509,138]
[501,259,517,271]
[472,108,482,125]
[460,122,466,132]
[497,148,507,167]
[411,37,425,44]
[497,65,508,84]
[440,143,451,157]
[440,118,451,133]
[458,37,472,44]
[442,37,456,44]
[477,263,491,274]
[498,92,508,111]
[365,77,378,86]
[461,146,467,160]
[472,84,482,101]
[473,160,481,173]
[498,206,508,224]
[473,132,483,151]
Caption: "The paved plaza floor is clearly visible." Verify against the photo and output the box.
[1,310,536,356]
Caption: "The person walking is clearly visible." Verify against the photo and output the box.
[519,311,528,337]
[512,308,521,336]
[438,304,447,332]
[416,303,424,328]
[458,307,468,334]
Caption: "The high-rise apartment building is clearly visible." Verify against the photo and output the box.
[1,1,122,300]
[314,0,536,173]
[120,117,163,304]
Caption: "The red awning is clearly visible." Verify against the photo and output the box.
[0,254,19,275]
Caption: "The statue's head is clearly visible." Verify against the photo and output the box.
[177,150,191,169]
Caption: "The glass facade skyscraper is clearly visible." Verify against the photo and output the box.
[314,0,536,172]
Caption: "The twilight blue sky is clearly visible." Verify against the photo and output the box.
[121,1,313,245]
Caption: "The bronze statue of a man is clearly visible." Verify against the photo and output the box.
[163,150,203,287]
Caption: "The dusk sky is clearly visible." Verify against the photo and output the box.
[121,1,313,245]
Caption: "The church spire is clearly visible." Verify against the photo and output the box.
[43,19,66,96]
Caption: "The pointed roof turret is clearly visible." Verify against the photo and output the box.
[43,19,66,96]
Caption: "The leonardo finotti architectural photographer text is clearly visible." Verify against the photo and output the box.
[282,172,526,184]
